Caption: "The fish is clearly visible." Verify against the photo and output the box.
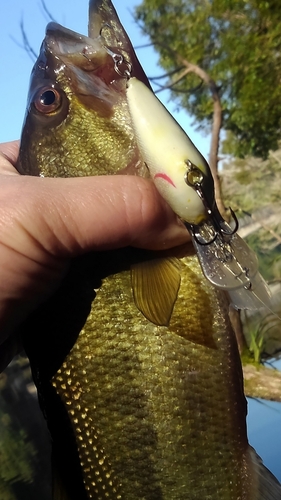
[16,0,281,499]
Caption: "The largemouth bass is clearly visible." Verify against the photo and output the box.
[17,0,281,499]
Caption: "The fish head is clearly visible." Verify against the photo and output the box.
[17,2,149,178]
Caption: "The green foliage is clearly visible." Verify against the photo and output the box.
[243,311,281,362]
[0,406,36,499]
[223,154,281,213]
[249,323,266,364]
[135,0,281,158]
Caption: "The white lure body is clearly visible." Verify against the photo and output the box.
[126,77,211,225]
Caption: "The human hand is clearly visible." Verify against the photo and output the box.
[0,141,189,369]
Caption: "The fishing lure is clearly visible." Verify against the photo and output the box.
[126,77,272,312]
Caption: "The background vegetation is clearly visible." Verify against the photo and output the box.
[134,0,281,364]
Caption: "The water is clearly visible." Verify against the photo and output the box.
[247,357,281,482]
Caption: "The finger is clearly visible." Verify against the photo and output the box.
[0,141,20,174]
[0,174,190,259]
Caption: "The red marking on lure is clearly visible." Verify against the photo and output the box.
[154,173,176,187]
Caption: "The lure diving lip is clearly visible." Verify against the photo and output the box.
[126,76,273,312]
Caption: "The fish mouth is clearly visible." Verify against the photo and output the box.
[45,22,113,77]
[44,22,122,88]
[28,0,150,112]
[27,21,129,117]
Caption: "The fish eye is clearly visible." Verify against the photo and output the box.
[34,87,62,114]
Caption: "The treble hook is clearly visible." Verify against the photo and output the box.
[184,160,238,246]
[186,222,217,246]
[219,207,239,236]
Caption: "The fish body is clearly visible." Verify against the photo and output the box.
[17,1,281,499]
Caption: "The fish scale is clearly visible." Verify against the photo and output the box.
[51,257,251,499]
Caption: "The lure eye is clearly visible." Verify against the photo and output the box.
[184,160,204,188]
[34,87,62,114]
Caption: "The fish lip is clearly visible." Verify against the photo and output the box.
[44,21,127,89]
[45,22,107,61]
[42,21,127,107]
[26,18,127,127]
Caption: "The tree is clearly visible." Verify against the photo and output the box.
[222,147,281,280]
[134,0,281,159]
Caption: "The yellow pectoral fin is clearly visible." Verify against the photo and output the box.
[131,257,181,326]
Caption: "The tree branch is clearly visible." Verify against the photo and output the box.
[40,0,56,22]
[229,307,248,353]
[151,67,192,92]
[148,66,185,80]
[11,18,38,62]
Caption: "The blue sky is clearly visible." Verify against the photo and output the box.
[1,0,281,483]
